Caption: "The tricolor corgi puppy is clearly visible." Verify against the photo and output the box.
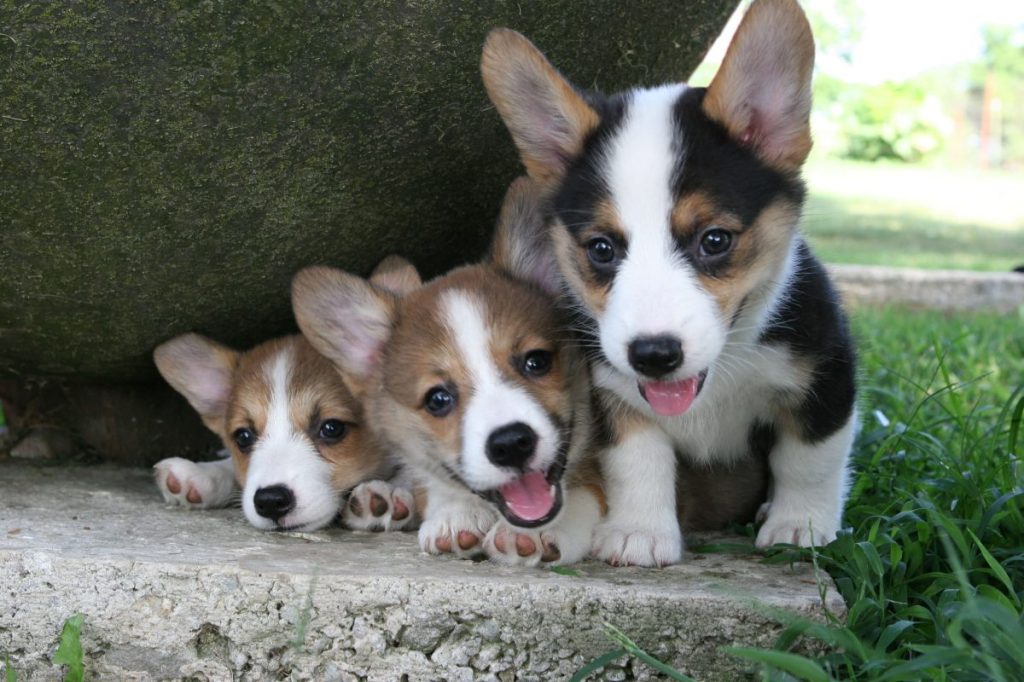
[293,179,604,566]
[481,0,857,566]
[152,259,422,532]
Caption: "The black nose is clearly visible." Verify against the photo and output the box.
[253,485,295,521]
[486,422,538,469]
[628,336,683,378]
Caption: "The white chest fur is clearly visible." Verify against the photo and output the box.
[593,341,810,465]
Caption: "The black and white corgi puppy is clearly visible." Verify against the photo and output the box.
[480,0,857,566]
[152,259,423,533]
[292,179,604,566]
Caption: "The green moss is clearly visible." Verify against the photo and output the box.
[0,0,736,381]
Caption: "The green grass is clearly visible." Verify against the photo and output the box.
[802,160,1024,272]
[580,307,1024,680]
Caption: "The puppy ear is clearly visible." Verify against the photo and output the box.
[489,176,561,296]
[292,266,396,386]
[703,0,815,170]
[154,333,239,429]
[481,29,600,186]
[369,255,422,297]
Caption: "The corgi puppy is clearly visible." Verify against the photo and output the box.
[480,0,857,566]
[292,179,604,566]
[152,258,423,532]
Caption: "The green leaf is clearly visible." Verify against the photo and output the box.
[725,647,834,682]
[549,566,581,577]
[52,614,84,682]
[4,655,16,682]
[569,649,626,682]
[966,528,1021,609]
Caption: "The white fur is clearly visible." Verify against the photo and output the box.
[417,476,498,557]
[441,290,561,489]
[342,479,416,532]
[154,455,236,509]
[755,411,856,547]
[484,485,601,566]
[241,349,340,531]
[591,423,682,566]
[599,85,725,382]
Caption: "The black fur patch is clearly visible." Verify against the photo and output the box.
[760,241,857,443]
[671,88,805,226]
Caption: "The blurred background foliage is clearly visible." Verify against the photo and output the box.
[692,0,1024,272]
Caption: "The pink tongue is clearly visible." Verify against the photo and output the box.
[642,377,700,416]
[498,471,555,522]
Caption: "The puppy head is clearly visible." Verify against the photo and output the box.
[481,0,813,418]
[294,187,587,528]
[154,331,393,531]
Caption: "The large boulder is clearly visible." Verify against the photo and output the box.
[1,1,735,382]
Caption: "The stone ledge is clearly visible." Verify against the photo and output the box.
[829,264,1024,313]
[0,464,842,681]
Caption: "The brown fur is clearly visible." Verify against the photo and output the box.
[703,0,815,170]
[481,29,600,187]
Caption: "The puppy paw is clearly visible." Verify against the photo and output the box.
[418,504,497,559]
[154,458,226,509]
[483,523,564,567]
[591,522,683,567]
[342,480,416,532]
[755,511,838,548]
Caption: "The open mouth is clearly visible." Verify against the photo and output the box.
[638,370,708,417]
[482,451,567,529]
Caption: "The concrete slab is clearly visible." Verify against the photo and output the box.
[0,463,843,681]
[829,264,1024,313]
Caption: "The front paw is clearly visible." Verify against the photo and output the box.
[483,523,563,567]
[418,504,497,559]
[755,509,838,548]
[591,521,683,567]
[153,458,223,509]
[342,480,416,532]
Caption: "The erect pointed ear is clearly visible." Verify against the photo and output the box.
[489,176,561,296]
[369,255,422,297]
[292,266,397,388]
[703,0,815,170]
[154,333,239,430]
[481,29,600,186]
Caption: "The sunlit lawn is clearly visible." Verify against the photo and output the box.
[802,160,1024,272]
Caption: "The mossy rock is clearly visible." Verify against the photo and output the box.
[1,1,736,382]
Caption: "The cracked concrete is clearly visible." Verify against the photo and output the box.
[0,464,844,680]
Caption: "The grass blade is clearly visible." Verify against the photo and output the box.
[725,647,834,682]
[569,648,626,682]
[603,623,698,682]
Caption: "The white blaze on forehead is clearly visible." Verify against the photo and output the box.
[241,346,337,530]
[597,83,726,380]
[440,289,560,490]
[604,84,687,243]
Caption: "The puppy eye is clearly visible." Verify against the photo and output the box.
[522,350,553,377]
[232,427,256,453]
[699,228,733,257]
[424,386,456,417]
[317,419,347,441]
[586,237,617,266]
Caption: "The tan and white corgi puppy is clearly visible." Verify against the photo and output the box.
[292,179,604,566]
[152,259,422,533]
[481,0,857,566]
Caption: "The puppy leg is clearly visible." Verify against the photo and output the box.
[755,412,856,548]
[341,479,417,532]
[154,454,236,509]
[484,486,601,567]
[417,481,497,559]
[592,425,682,566]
